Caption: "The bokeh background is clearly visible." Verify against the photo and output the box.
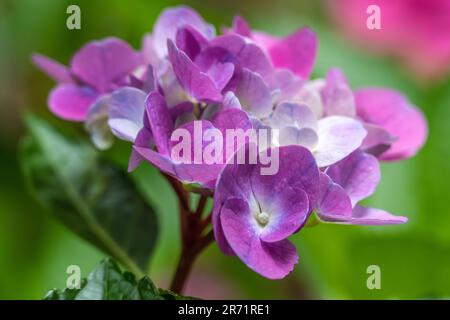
[1,0,449,299]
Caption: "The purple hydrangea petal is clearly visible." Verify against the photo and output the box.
[70,37,141,93]
[133,146,178,177]
[152,6,215,59]
[212,205,236,255]
[206,62,235,93]
[260,27,317,80]
[222,91,242,109]
[210,34,274,83]
[107,87,147,142]
[212,143,264,255]
[259,187,309,243]
[326,150,380,207]
[171,110,251,169]
[83,94,114,150]
[315,116,367,167]
[48,84,98,121]
[145,91,174,156]
[295,80,325,118]
[271,69,303,103]
[214,145,255,201]
[270,102,317,130]
[141,65,158,93]
[355,88,428,161]
[321,68,356,117]
[193,46,237,92]
[135,144,224,187]
[168,120,215,165]
[252,31,278,51]
[32,53,73,83]
[235,68,272,118]
[279,126,319,150]
[167,40,223,103]
[361,123,397,155]
[251,145,320,214]
[158,63,190,107]
[210,108,252,134]
[349,205,408,225]
[175,26,209,60]
[220,197,299,279]
[316,172,353,220]
[128,127,153,172]
[84,94,114,150]
[141,33,158,66]
[138,114,251,186]
[170,101,194,122]
[317,174,407,225]
[231,16,252,38]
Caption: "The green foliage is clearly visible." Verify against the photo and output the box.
[44,259,193,300]
[20,115,158,277]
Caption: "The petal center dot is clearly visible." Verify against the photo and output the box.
[256,211,270,226]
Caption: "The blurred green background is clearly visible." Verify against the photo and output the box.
[1,0,449,299]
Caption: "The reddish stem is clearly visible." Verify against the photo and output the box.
[169,230,214,294]
[194,195,208,218]
[200,214,212,231]
[163,173,189,211]
[163,173,214,294]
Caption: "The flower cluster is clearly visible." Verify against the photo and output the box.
[33,6,427,279]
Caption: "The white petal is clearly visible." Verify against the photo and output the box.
[108,87,147,142]
[315,116,367,167]
[270,102,317,130]
[279,126,319,150]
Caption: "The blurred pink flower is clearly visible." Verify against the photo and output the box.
[328,0,450,80]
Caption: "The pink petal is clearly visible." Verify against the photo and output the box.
[259,27,317,79]
[355,88,428,161]
[145,91,174,156]
[321,68,356,117]
[167,40,223,103]
[231,16,252,37]
[316,172,353,220]
[326,150,380,207]
[48,84,98,121]
[71,37,141,92]
[235,68,272,118]
[152,5,215,59]
[349,205,408,225]
[32,53,72,83]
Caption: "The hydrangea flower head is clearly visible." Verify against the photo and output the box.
[33,5,428,279]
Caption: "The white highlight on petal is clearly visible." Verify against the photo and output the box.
[314,116,367,167]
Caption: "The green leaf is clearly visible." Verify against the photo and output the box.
[158,288,196,300]
[44,281,85,300]
[44,259,195,300]
[75,259,141,300]
[137,276,160,300]
[20,115,158,277]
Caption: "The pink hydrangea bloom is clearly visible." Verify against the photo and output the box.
[328,0,450,80]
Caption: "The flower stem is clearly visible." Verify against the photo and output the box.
[170,230,214,293]
[162,173,215,294]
